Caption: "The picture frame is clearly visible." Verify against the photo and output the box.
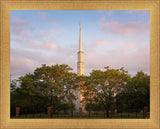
[0,0,160,128]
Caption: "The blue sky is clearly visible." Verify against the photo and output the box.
[10,10,150,79]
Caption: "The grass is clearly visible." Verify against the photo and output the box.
[11,112,150,119]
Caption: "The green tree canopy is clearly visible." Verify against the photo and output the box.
[125,70,150,112]
[13,64,80,111]
[82,66,130,117]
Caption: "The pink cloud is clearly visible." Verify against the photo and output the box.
[11,17,30,37]
[10,55,39,75]
[24,40,58,51]
[50,29,56,33]
[113,44,149,72]
[99,17,149,35]
[43,42,57,50]
[85,40,149,75]
[37,12,58,26]
[12,29,58,51]
[116,41,143,50]
[95,40,110,45]
[92,39,144,50]
[39,30,46,37]
[18,30,29,37]
[10,44,77,76]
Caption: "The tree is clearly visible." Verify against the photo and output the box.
[56,102,75,114]
[82,66,130,117]
[10,79,17,92]
[15,64,80,112]
[125,70,150,112]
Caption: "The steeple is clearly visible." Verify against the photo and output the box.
[77,23,84,76]
[74,23,85,113]
[79,24,83,51]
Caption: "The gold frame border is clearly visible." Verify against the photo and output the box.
[0,0,159,129]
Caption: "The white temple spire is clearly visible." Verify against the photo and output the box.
[79,23,83,51]
[77,23,84,76]
[74,23,85,113]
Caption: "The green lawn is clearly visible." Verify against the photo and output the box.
[11,112,150,119]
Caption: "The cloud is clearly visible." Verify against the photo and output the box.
[95,40,110,45]
[84,40,149,75]
[10,42,78,77]
[11,16,59,42]
[11,38,149,78]
[37,12,58,26]
[11,16,60,53]
[10,13,150,79]
[10,16,65,78]
[12,38,57,52]
[10,55,40,76]
[11,17,31,37]
[116,41,144,50]
[10,49,54,77]
[11,18,58,52]
[111,44,149,73]
[99,17,149,35]
[43,42,57,50]
[91,39,144,51]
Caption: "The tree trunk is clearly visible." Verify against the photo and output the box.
[106,109,109,118]
[50,89,53,105]
[50,96,52,105]
[71,110,73,117]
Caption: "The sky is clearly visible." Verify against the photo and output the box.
[10,10,150,80]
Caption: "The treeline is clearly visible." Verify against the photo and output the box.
[81,66,149,117]
[11,64,149,117]
[11,64,79,114]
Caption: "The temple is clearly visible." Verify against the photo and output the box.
[74,24,85,112]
